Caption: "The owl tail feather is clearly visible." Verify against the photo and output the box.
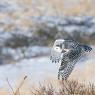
[82,45,92,52]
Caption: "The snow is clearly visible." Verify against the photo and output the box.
[31,16,95,34]
[0,57,59,88]
[0,50,95,89]
[0,46,51,62]
[0,1,22,13]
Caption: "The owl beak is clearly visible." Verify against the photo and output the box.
[61,49,69,53]
[61,50,66,53]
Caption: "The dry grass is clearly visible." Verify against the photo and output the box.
[32,80,95,95]
[1,0,95,33]
[30,0,95,16]
[3,76,95,95]
[1,0,95,34]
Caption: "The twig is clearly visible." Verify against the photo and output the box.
[6,78,15,95]
[15,76,27,95]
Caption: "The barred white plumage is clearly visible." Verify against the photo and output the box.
[50,39,92,80]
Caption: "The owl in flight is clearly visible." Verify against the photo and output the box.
[50,39,92,80]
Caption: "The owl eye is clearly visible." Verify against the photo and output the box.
[56,44,62,48]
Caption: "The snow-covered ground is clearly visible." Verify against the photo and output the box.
[0,49,95,89]
[0,56,58,89]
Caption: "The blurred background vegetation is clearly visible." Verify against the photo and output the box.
[0,0,95,62]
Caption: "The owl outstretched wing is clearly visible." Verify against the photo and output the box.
[59,47,82,70]
[58,45,92,80]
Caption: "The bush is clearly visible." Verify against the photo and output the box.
[32,80,95,95]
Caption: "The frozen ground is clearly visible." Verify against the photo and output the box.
[0,56,59,89]
[0,49,95,89]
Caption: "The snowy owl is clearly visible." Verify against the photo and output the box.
[50,39,92,80]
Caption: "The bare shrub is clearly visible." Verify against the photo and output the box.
[32,80,95,95]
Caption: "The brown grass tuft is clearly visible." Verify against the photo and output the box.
[5,77,95,95]
[32,80,95,95]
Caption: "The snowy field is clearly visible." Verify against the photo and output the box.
[0,56,59,89]
[0,48,95,89]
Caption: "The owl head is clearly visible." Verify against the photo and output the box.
[53,39,65,53]
[52,39,76,53]
[50,39,73,63]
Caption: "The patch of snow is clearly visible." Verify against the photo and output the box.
[0,2,21,13]
[0,46,51,62]
[0,32,13,46]
[0,57,59,88]
[63,25,80,32]
[0,54,95,89]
